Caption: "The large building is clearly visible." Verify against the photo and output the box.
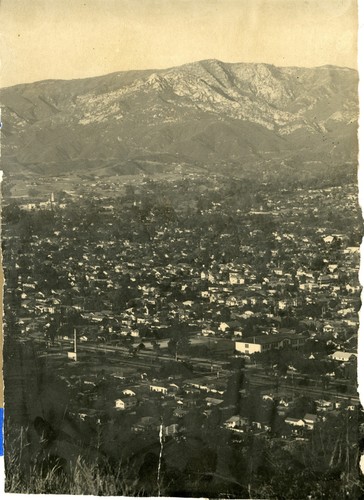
[330,351,357,362]
[235,333,307,355]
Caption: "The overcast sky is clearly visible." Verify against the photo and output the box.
[0,0,358,87]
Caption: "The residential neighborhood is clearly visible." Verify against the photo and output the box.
[3,174,363,498]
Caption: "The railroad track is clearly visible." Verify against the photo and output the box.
[247,374,359,402]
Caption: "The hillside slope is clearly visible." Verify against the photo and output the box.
[0,59,358,177]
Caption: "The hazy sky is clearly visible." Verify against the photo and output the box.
[0,0,358,87]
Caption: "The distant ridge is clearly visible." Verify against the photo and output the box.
[0,59,358,177]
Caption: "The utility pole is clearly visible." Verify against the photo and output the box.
[68,328,77,361]
[74,328,77,360]
[50,192,55,211]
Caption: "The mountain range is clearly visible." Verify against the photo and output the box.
[0,59,358,178]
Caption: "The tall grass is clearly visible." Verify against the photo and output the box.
[6,450,145,495]
[5,424,145,495]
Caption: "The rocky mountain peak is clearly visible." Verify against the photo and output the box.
[0,60,358,176]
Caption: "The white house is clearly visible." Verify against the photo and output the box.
[163,423,179,437]
[122,389,136,397]
[150,384,168,395]
[303,413,318,430]
[323,235,334,244]
[331,351,357,362]
[114,397,137,410]
[224,416,249,429]
[219,322,230,333]
[229,272,245,285]
[285,417,305,427]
